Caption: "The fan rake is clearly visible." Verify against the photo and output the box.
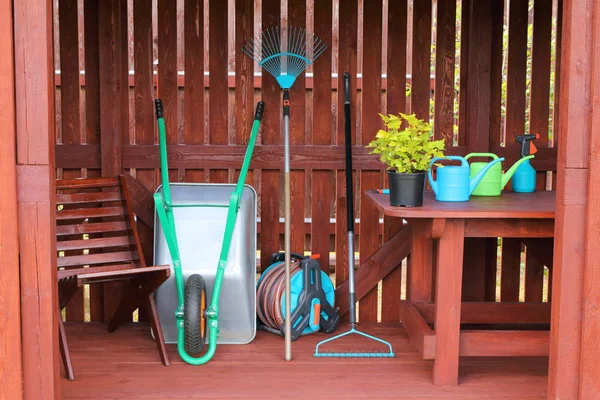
[242,26,328,362]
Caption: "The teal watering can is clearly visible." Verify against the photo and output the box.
[427,156,505,202]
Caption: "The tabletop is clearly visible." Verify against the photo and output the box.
[366,190,555,219]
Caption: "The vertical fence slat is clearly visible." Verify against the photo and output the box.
[185,0,204,146]
[489,0,504,152]
[527,0,553,304]
[434,0,456,144]
[184,0,205,185]
[381,0,408,321]
[60,0,85,322]
[335,0,358,297]
[501,239,522,302]
[410,0,432,121]
[259,0,281,271]
[359,0,383,322]
[158,0,178,144]
[98,0,129,322]
[133,0,156,322]
[457,0,470,146]
[208,0,228,184]
[288,0,307,255]
[501,0,529,303]
[461,0,495,302]
[312,0,333,269]
[83,0,103,322]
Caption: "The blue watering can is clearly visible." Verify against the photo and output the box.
[427,156,505,202]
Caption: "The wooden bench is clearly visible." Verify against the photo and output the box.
[56,176,170,380]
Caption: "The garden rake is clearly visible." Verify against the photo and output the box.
[242,26,327,361]
[313,73,395,359]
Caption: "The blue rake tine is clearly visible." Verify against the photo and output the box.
[313,327,396,358]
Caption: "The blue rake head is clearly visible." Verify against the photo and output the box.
[313,327,396,358]
[241,26,328,90]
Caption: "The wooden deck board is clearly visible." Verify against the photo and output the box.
[61,322,547,398]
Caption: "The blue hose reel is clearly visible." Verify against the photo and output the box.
[256,252,340,340]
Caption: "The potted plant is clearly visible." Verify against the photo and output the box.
[367,112,446,207]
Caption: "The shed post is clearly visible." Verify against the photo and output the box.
[549,0,600,397]
[13,0,60,397]
[0,0,24,397]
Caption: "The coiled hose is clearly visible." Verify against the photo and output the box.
[256,259,303,331]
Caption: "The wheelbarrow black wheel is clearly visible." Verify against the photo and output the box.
[184,274,207,354]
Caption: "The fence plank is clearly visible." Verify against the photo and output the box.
[59,0,85,322]
[259,0,281,271]
[457,0,471,146]
[209,0,228,185]
[500,0,529,304]
[158,0,178,144]
[98,0,129,323]
[335,0,358,303]
[83,0,103,322]
[411,0,432,121]
[359,0,383,322]
[288,0,307,255]
[501,238,522,302]
[311,0,333,269]
[381,0,408,322]
[434,0,456,144]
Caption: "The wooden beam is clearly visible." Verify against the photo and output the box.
[13,0,59,396]
[335,226,411,316]
[54,143,560,171]
[548,0,593,396]
[580,0,600,395]
[415,302,551,325]
[0,0,23,395]
[460,330,549,357]
[399,301,435,360]
[464,219,555,238]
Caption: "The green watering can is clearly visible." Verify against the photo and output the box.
[465,153,535,196]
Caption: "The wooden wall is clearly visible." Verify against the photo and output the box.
[53,0,561,323]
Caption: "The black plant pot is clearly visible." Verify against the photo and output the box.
[387,170,426,207]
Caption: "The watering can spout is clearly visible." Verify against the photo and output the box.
[500,155,535,189]
[470,157,505,194]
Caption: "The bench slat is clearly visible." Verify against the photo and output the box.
[57,251,139,268]
[56,206,126,220]
[56,221,129,236]
[57,191,123,205]
[57,236,136,252]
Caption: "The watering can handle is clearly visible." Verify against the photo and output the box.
[465,152,498,160]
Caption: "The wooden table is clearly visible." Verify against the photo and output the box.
[366,190,555,386]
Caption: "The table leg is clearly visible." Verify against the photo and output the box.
[408,220,434,302]
[433,218,465,386]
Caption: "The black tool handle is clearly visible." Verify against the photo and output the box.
[254,101,265,121]
[343,72,354,232]
[155,99,164,120]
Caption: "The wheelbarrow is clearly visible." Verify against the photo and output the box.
[152,99,264,365]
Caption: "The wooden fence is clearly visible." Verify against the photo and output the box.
[54,0,561,323]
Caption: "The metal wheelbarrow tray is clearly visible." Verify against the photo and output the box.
[153,182,257,345]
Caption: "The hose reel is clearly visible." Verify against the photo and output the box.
[256,252,340,340]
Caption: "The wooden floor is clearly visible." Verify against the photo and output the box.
[61,322,548,399]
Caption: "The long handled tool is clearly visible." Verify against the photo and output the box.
[314,73,395,358]
[242,26,327,361]
[153,100,264,365]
